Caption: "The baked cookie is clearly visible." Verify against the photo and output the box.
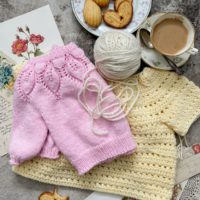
[114,0,132,10]
[39,190,69,200]
[83,0,102,28]
[103,1,133,28]
[94,0,110,7]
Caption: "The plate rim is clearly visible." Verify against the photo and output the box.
[71,0,152,37]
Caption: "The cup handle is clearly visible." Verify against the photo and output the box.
[187,47,199,55]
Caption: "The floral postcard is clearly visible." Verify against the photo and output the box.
[0,5,64,63]
[0,5,64,156]
[0,51,16,101]
[0,51,15,156]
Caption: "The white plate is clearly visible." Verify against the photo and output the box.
[71,0,152,36]
[136,13,191,70]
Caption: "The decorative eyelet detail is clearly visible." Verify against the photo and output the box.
[67,59,86,81]
[21,69,35,95]
[44,65,60,93]
[52,57,65,69]
[70,48,84,59]
[35,62,46,74]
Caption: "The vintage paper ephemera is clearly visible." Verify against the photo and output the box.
[0,5,64,63]
[0,51,15,156]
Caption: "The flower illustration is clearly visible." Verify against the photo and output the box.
[30,34,44,44]
[0,62,14,90]
[192,144,200,154]
[12,39,28,55]
[11,26,45,60]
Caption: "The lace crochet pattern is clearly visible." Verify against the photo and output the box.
[13,68,200,200]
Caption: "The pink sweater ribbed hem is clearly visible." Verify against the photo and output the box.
[71,134,137,175]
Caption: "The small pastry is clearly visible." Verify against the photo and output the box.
[103,1,133,28]
[118,1,133,26]
[83,0,102,28]
[38,190,69,200]
[103,11,122,28]
[94,0,110,7]
[114,0,132,10]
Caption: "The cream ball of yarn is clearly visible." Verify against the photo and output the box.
[94,31,141,80]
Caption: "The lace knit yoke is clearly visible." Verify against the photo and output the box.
[13,67,200,200]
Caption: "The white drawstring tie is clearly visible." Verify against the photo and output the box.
[78,69,139,135]
[177,135,189,159]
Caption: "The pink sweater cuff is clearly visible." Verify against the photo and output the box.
[71,134,137,175]
[9,156,20,166]
[39,147,60,159]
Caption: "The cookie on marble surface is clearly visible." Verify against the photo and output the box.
[39,190,69,200]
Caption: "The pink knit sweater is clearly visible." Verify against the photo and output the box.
[9,43,136,175]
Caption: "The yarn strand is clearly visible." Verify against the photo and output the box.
[78,69,139,135]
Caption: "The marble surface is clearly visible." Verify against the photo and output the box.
[0,0,200,200]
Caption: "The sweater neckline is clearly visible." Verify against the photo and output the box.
[135,67,166,93]
[125,67,174,110]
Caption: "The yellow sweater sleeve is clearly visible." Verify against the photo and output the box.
[161,75,200,136]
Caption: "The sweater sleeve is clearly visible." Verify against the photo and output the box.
[9,76,48,165]
[161,75,200,136]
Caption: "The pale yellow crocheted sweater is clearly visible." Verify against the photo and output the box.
[13,68,200,200]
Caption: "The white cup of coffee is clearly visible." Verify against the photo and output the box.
[149,13,198,56]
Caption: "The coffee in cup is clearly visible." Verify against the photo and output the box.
[150,13,198,56]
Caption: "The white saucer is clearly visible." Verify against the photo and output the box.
[136,13,192,70]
